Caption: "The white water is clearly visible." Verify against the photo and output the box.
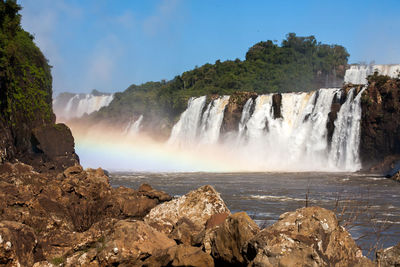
[54,93,114,120]
[329,88,366,171]
[199,96,230,144]
[168,96,207,147]
[344,64,400,85]
[168,88,365,171]
[124,115,143,135]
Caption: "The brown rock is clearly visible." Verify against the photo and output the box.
[97,220,176,266]
[169,217,202,245]
[0,221,38,267]
[360,78,400,169]
[208,212,260,266]
[245,206,374,267]
[377,242,400,267]
[143,244,214,267]
[221,91,257,133]
[144,185,230,234]
[205,212,229,229]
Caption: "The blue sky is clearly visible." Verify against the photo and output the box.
[19,0,400,95]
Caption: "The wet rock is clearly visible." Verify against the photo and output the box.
[245,206,373,267]
[143,244,214,267]
[205,212,260,266]
[0,221,38,267]
[144,185,230,234]
[221,91,257,133]
[96,220,176,266]
[376,242,400,267]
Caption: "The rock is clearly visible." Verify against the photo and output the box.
[245,206,374,267]
[143,244,214,267]
[0,221,38,267]
[169,217,202,245]
[221,92,257,133]
[206,212,260,266]
[377,242,400,267]
[205,212,229,229]
[144,185,230,234]
[138,183,172,202]
[360,78,400,169]
[272,93,282,119]
[96,220,176,266]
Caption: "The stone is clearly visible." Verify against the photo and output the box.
[144,185,230,234]
[376,242,400,267]
[209,212,260,266]
[143,244,214,267]
[0,221,38,267]
[245,206,374,267]
[97,220,176,266]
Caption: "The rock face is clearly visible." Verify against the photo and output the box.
[221,91,257,133]
[144,185,230,236]
[245,206,373,267]
[360,77,400,169]
[377,242,400,267]
[208,212,260,266]
[0,221,38,267]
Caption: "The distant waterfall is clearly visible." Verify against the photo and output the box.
[168,88,365,171]
[168,96,230,146]
[124,115,143,135]
[344,64,400,85]
[53,92,114,120]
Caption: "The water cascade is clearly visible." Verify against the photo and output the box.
[53,93,114,120]
[168,88,365,171]
[124,115,143,136]
[344,64,400,85]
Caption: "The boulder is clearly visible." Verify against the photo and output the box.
[0,221,38,267]
[143,244,214,267]
[376,242,400,267]
[96,220,176,266]
[208,212,260,266]
[144,185,230,234]
[245,206,374,267]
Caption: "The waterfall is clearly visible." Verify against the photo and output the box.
[124,115,143,135]
[199,96,230,144]
[329,88,366,171]
[344,64,400,85]
[53,92,114,121]
[168,88,365,171]
[167,96,207,147]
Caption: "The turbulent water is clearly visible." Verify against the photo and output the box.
[344,64,400,84]
[168,88,365,171]
[54,93,114,120]
[110,172,400,258]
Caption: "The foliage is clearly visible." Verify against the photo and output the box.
[91,33,349,123]
[0,0,53,128]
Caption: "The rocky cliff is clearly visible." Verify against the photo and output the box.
[0,1,78,171]
[359,74,400,170]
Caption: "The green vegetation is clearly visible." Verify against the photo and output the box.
[0,0,53,127]
[92,33,349,123]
